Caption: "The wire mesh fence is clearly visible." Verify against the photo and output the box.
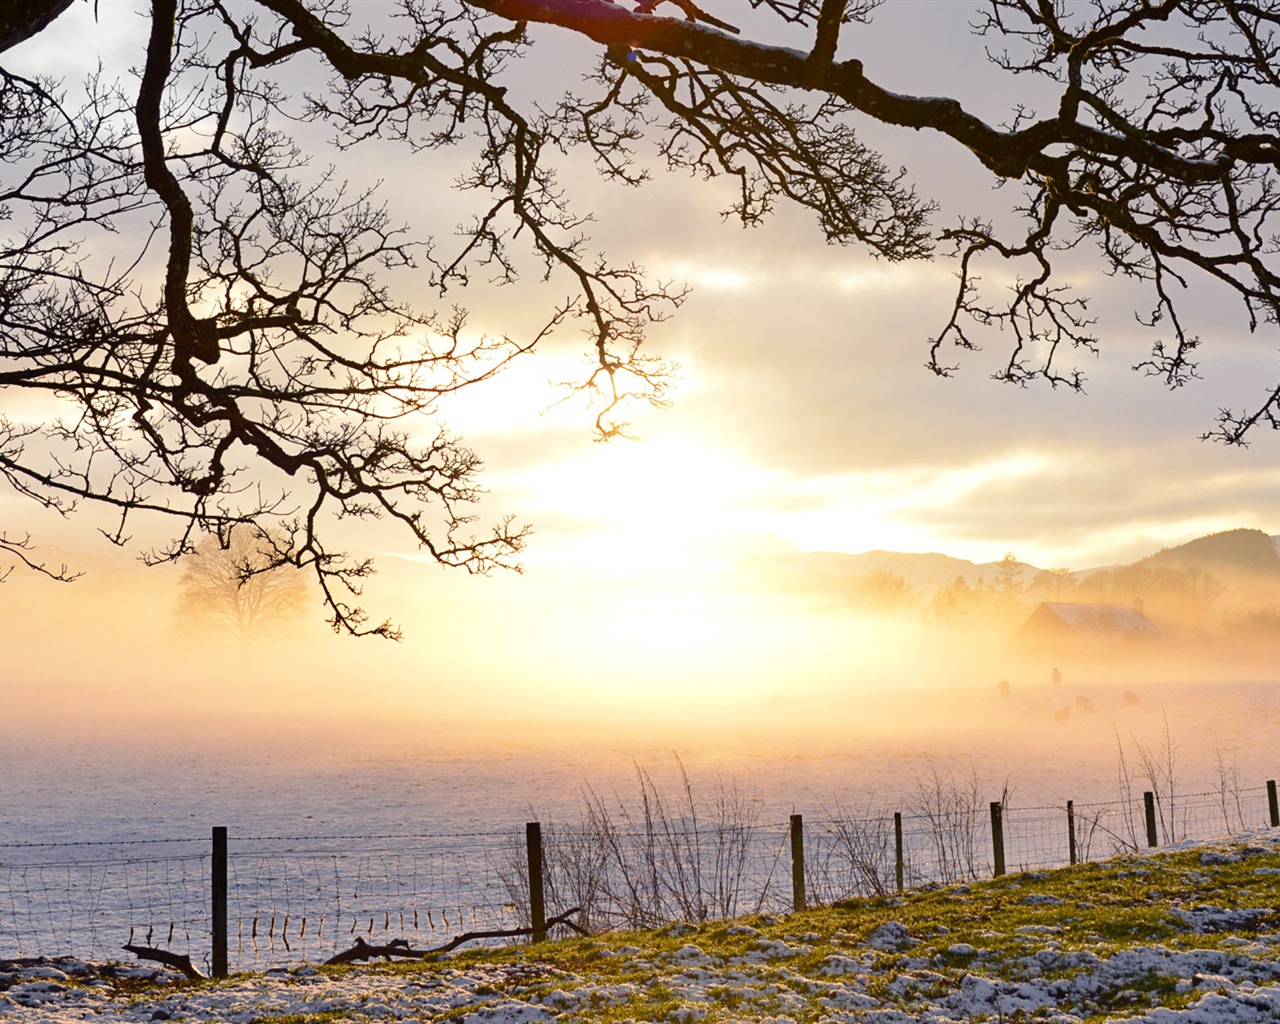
[222,833,521,968]
[0,832,521,974]
[2,782,1277,972]
[1,838,208,965]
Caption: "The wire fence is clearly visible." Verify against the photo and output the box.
[0,832,519,974]
[2,782,1277,973]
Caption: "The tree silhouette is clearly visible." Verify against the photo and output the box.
[4,1,1280,630]
[851,571,916,613]
[994,552,1026,598]
[1029,568,1076,603]
[174,526,309,648]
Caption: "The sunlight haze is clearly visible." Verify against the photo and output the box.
[3,0,1280,764]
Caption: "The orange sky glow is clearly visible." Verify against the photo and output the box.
[4,1,1280,751]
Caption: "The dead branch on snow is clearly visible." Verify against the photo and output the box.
[325,908,586,965]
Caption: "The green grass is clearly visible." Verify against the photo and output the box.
[94,834,1280,1024]
[480,838,1280,1018]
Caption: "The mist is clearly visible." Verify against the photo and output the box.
[5,534,1276,818]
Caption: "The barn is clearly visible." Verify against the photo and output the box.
[1016,601,1161,649]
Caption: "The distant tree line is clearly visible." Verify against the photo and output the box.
[849,553,1276,645]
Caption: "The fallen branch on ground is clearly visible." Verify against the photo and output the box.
[122,943,205,980]
[325,908,587,965]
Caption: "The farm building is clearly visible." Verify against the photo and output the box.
[1016,601,1161,649]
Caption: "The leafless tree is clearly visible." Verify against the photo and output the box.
[174,524,309,647]
[5,0,1280,630]
[851,571,916,612]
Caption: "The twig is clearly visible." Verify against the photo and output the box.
[122,943,205,980]
[324,908,586,965]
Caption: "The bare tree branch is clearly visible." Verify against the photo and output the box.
[6,0,1280,631]
[0,530,80,583]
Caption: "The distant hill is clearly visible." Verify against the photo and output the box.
[1136,527,1280,577]
[750,527,1280,599]
[745,549,1046,596]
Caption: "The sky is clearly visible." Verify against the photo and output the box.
[4,0,1280,741]
[421,0,1280,579]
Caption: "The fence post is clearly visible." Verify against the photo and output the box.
[989,802,1005,877]
[1143,791,1158,847]
[1268,781,1279,828]
[211,826,227,978]
[525,822,546,943]
[789,814,806,912]
[1067,800,1077,866]
[894,812,904,894]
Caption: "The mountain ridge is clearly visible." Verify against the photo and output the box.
[751,527,1280,595]
[1137,527,1280,576]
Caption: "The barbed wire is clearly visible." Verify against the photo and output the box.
[0,829,528,850]
[0,838,205,849]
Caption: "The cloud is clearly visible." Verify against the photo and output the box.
[891,445,1280,566]
[9,0,1280,619]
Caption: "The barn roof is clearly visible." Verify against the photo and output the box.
[1019,602,1160,641]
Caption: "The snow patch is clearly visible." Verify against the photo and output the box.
[869,921,914,951]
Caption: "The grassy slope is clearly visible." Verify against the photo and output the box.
[11,833,1279,1023]
[333,833,1280,1024]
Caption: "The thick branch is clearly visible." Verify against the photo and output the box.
[470,0,1229,185]
[135,0,219,367]
[324,908,586,964]
[806,0,845,80]
[0,0,76,53]
[123,943,206,981]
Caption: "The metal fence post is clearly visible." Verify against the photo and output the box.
[789,814,806,912]
[1144,791,1158,847]
[990,802,1005,877]
[1067,800,1077,866]
[894,812,904,893]
[526,822,546,943]
[211,826,227,978]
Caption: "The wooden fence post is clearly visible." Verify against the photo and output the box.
[526,822,546,943]
[211,826,227,978]
[789,814,806,912]
[894,812,904,894]
[1143,791,1158,847]
[1268,781,1279,828]
[1067,800,1077,866]
[990,802,1005,877]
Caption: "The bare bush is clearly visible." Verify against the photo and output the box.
[906,763,989,884]
[1114,715,1183,847]
[1068,801,1131,862]
[503,760,779,933]
[809,801,897,901]
[1214,747,1250,835]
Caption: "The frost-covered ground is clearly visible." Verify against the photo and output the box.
[7,678,1280,845]
[6,829,1280,1023]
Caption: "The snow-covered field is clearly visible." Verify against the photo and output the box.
[3,677,1278,974]
[5,829,1280,1023]
[7,677,1279,841]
